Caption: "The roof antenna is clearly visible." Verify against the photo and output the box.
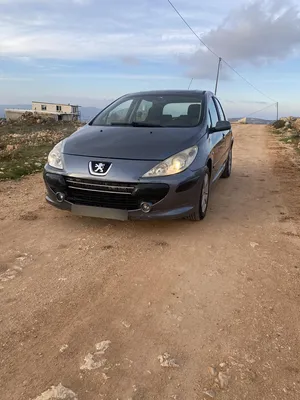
[188,78,193,90]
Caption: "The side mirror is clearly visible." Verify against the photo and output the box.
[210,120,231,133]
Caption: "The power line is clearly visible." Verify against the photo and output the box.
[167,0,219,58]
[188,78,193,90]
[221,60,277,103]
[167,0,277,103]
[245,102,277,118]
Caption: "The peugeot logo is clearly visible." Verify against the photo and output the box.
[89,161,112,176]
[94,162,106,173]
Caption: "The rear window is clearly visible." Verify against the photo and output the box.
[91,94,204,127]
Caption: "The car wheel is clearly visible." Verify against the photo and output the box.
[221,147,232,178]
[187,167,210,221]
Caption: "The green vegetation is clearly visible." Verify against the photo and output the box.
[279,135,299,143]
[271,117,300,154]
[272,120,285,129]
[0,120,83,180]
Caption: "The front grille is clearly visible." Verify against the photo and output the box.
[64,177,140,210]
[63,177,170,211]
[65,177,135,195]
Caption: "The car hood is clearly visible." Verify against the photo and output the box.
[63,125,201,161]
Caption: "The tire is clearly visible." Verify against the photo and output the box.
[187,167,210,221]
[221,147,232,178]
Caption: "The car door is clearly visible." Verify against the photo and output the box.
[214,97,232,164]
[207,99,224,181]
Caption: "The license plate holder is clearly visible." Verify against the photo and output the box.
[71,204,128,221]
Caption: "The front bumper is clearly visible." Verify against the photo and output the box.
[43,164,205,221]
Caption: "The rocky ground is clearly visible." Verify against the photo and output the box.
[0,124,300,400]
[0,114,83,180]
[272,116,300,152]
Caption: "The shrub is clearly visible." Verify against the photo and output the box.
[272,120,285,129]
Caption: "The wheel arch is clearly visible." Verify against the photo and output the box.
[206,158,212,175]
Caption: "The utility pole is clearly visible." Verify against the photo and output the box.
[214,57,222,96]
[276,102,279,121]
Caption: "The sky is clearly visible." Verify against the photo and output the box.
[1,0,300,118]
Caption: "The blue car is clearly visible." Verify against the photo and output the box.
[43,90,233,221]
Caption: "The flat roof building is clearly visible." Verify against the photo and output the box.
[5,101,81,122]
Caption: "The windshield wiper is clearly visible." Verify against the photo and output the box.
[109,121,162,127]
[110,122,132,126]
[131,121,162,127]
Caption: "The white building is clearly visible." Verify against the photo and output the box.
[5,101,80,122]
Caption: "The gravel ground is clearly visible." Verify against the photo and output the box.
[0,124,300,400]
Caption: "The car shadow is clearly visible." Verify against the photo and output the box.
[66,162,273,237]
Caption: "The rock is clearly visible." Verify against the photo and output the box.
[208,366,218,377]
[203,389,216,398]
[217,372,230,389]
[219,362,226,368]
[32,383,78,400]
[59,344,69,353]
[80,353,107,371]
[294,119,300,132]
[80,340,111,370]
[95,340,111,354]
[158,353,179,368]
[6,144,14,152]
[34,162,42,167]
[250,242,259,248]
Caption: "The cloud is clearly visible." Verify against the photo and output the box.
[183,0,300,79]
[72,0,90,4]
[0,0,300,87]
[121,55,141,66]
[0,0,207,61]
[0,72,176,81]
[222,99,269,105]
[182,52,231,80]
[0,76,33,81]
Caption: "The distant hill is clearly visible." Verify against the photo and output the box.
[80,107,101,122]
[229,117,275,125]
[0,104,31,118]
[0,105,101,122]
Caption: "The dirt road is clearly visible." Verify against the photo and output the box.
[1,125,300,400]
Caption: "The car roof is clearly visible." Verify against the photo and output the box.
[123,90,209,97]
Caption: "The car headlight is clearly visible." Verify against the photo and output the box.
[143,145,198,177]
[48,140,64,170]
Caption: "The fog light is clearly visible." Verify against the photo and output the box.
[56,192,65,203]
[141,202,152,213]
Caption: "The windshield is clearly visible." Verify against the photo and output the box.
[91,94,204,128]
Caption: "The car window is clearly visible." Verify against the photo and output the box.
[91,94,204,127]
[135,100,153,122]
[208,100,219,128]
[105,99,134,124]
[214,98,226,121]
[163,102,200,117]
